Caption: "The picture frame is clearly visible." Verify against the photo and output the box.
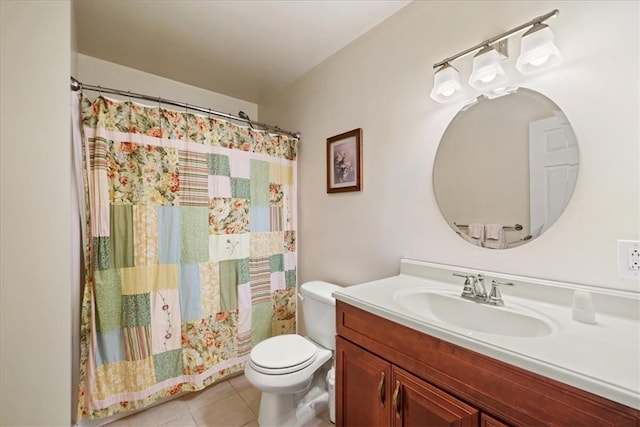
[326,128,362,193]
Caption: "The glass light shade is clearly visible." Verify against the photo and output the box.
[516,24,563,75]
[484,85,519,100]
[430,64,466,103]
[468,46,508,91]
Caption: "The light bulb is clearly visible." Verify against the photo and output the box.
[440,88,455,97]
[529,55,549,66]
[480,73,496,83]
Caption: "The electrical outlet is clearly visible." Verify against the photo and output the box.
[630,248,640,270]
[618,240,640,278]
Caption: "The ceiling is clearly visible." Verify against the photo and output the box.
[74,0,411,104]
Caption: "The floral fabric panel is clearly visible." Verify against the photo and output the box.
[78,96,297,420]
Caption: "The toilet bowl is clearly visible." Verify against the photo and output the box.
[244,281,342,427]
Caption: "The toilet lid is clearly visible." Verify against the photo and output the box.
[250,335,318,374]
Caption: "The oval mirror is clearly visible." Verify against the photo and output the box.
[433,88,579,249]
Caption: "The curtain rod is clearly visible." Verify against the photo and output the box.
[70,77,301,139]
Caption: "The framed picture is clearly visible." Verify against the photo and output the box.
[326,128,362,193]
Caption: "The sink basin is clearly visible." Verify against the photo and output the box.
[393,289,556,337]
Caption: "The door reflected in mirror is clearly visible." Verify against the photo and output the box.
[433,88,579,249]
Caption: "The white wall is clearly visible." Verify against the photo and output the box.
[259,1,640,291]
[1,1,72,425]
[77,54,258,120]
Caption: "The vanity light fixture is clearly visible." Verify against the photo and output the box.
[430,63,466,103]
[430,9,561,103]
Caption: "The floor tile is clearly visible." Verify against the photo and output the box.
[190,393,255,427]
[179,380,237,412]
[105,417,130,427]
[228,374,252,392]
[101,375,336,427]
[159,413,198,427]
[236,385,261,416]
[117,399,190,426]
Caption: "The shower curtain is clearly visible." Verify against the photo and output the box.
[73,93,298,420]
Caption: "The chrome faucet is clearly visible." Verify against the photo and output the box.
[452,273,513,305]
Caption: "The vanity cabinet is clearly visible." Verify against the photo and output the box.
[335,300,640,427]
[337,336,478,426]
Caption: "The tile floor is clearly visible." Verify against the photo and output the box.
[106,374,333,427]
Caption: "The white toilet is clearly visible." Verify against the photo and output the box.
[244,281,342,427]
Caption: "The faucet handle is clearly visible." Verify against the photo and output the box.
[491,279,514,288]
[488,280,514,306]
[453,273,476,297]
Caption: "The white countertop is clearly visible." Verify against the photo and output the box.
[333,260,640,410]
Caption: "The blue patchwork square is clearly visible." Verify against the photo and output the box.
[249,206,269,232]
[179,263,202,321]
[95,329,125,366]
[158,206,181,264]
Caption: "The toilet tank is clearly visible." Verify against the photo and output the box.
[299,281,342,350]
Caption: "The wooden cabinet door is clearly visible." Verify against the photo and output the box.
[391,367,478,427]
[480,413,510,427]
[336,336,391,427]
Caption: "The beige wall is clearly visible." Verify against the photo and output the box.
[77,54,258,119]
[1,1,72,425]
[259,1,640,291]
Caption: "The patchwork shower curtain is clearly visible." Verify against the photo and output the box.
[75,94,298,420]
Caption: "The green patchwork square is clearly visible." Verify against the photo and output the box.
[237,258,249,284]
[110,205,134,269]
[94,269,122,332]
[208,153,230,176]
[93,237,110,271]
[219,260,239,311]
[269,253,284,273]
[153,348,184,382]
[180,206,209,263]
[231,178,250,199]
[121,293,151,327]
[250,160,269,207]
[251,301,272,346]
[285,269,297,288]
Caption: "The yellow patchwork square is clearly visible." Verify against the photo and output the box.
[250,232,271,258]
[269,163,293,186]
[120,265,179,295]
[269,232,285,255]
[92,359,156,399]
[199,261,221,317]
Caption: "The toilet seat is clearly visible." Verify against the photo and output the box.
[249,335,319,375]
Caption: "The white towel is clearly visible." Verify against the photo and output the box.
[465,223,485,247]
[458,232,483,247]
[484,223,507,249]
[468,223,484,239]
